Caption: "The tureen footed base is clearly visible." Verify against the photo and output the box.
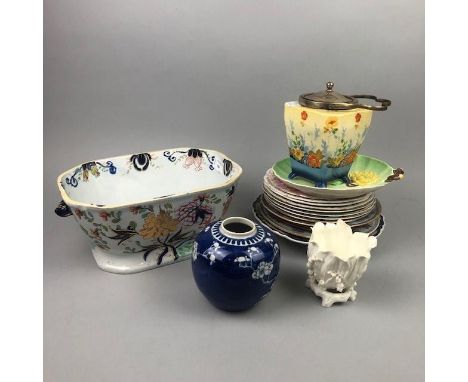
[91,240,194,274]
[305,279,357,308]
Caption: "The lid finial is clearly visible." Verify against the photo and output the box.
[326,82,334,92]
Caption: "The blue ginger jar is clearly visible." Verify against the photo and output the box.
[192,217,280,312]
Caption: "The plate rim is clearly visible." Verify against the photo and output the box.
[262,187,377,216]
[259,195,382,227]
[263,173,376,207]
[264,169,378,203]
[252,200,385,245]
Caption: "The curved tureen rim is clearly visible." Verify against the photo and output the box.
[56,147,243,210]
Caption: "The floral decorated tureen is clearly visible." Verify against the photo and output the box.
[55,147,242,274]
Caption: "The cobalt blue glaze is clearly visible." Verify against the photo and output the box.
[289,158,352,188]
[191,217,280,312]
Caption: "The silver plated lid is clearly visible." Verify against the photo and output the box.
[299,82,391,111]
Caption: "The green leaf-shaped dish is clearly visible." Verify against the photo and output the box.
[272,155,403,199]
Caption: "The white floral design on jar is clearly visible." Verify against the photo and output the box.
[247,246,261,255]
[252,261,274,279]
[197,241,221,265]
[234,242,278,285]
[192,241,199,261]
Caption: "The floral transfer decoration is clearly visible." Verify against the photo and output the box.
[286,119,368,170]
[176,194,220,226]
[194,232,279,285]
[354,112,362,129]
[300,110,308,126]
[323,117,339,134]
[235,238,279,285]
[163,148,233,176]
[164,148,215,171]
[70,186,236,266]
[139,211,179,239]
[306,149,324,168]
[56,148,242,273]
[66,161,117,188]
[130,153,153,171]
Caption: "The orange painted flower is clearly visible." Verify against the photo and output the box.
[341,150,358,166]
[301,111,308,121]
[307,150,323,168]
[139,211,179,239]
[325,117,338,128]
[355,113,361,123]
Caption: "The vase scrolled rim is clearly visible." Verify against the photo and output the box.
[309,219,377,261]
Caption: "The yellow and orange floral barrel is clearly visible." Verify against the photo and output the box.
[284,101,373,187]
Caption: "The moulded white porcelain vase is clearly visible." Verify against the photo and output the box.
[306,219,377,307]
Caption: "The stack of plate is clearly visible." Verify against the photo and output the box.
[252,169,385,245]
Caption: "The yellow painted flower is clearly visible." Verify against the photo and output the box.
[323,117,339,134]
[349,171,379,186]
[82,164,100,182]
[139,211,179,239]
[90,165,100,178]
[290,148,304,161]
[327,156,344,168]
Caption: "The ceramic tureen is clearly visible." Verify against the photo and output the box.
[284,82,391,187]
[55,148,242,274]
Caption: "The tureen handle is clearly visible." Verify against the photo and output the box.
[55,200,73,217]
[348,95,392,111]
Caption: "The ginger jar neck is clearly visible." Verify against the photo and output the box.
[219,217,258,240]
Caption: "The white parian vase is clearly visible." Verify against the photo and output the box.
[306,219,377,307]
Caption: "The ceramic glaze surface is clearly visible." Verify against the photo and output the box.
[284,101,373,187]
[306,219,377,307]
[192,217,280,311]
[56,148,242,274]
[59,148,238,206]
[273,155,402,198]
[252,195,386,244]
